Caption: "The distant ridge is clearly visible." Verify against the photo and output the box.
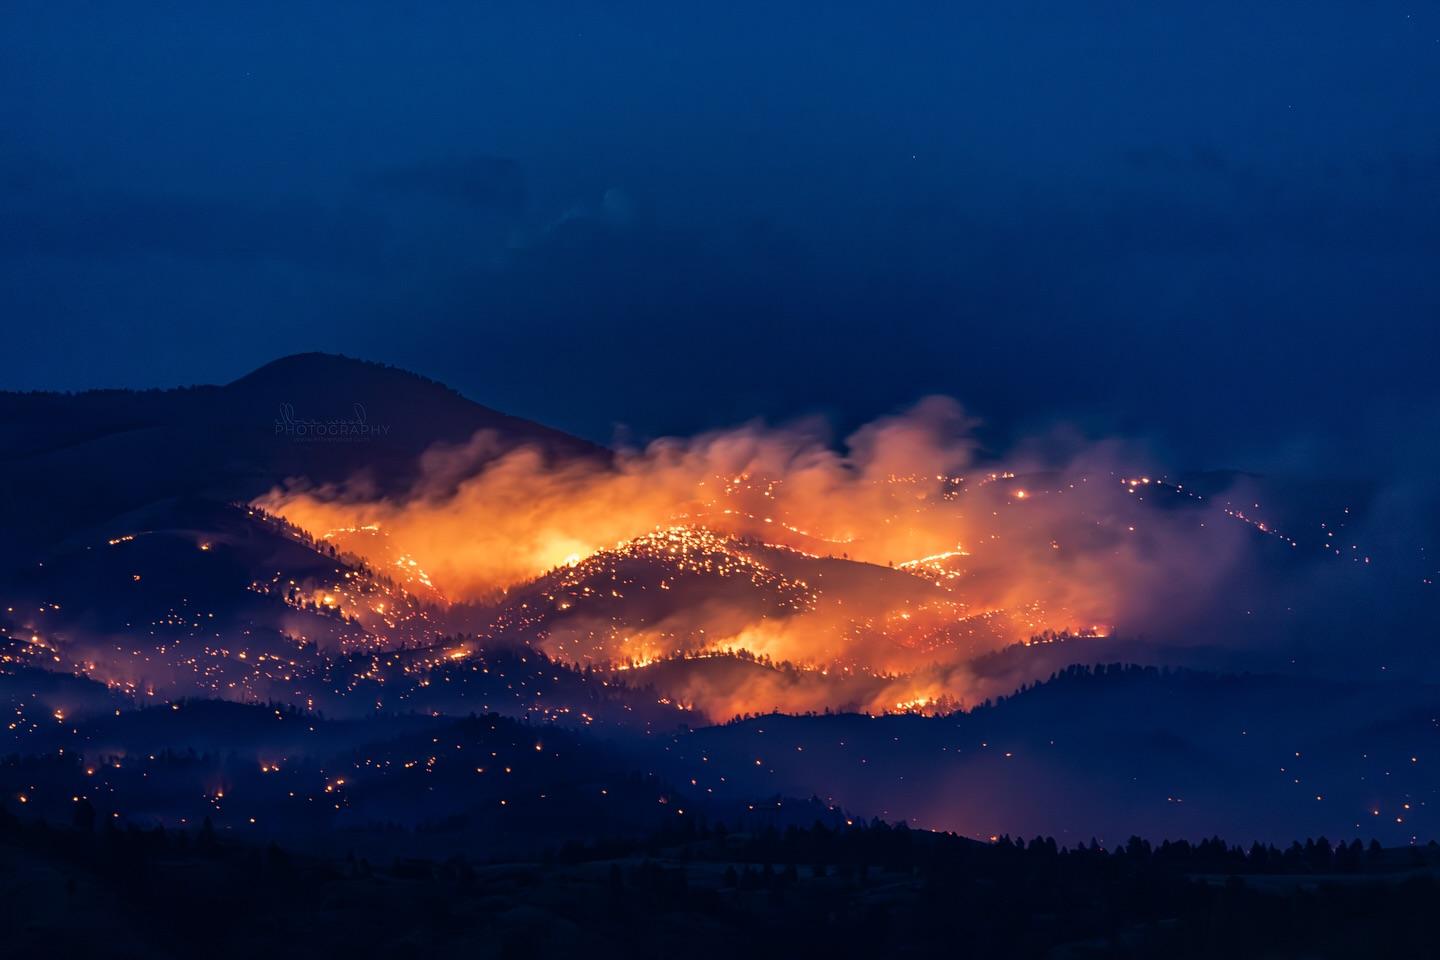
[0,353,604,556]
[228,352,465,397]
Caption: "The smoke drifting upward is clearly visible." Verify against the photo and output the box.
[256,398,1253,711]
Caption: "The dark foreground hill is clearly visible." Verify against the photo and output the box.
[1,807,1436,960]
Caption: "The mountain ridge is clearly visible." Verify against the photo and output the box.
[0,353,604,556]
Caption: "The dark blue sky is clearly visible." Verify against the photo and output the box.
[3,2,1437,471]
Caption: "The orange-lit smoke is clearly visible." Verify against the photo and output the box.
[255,397,1248,708]
[259,398,982,596]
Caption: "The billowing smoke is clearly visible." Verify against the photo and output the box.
[255,397,1256,717]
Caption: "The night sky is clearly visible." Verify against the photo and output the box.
[3,2,1437,471]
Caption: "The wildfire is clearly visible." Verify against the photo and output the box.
[250,397,1267,716]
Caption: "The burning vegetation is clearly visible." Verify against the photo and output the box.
[251,398,1269,719]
